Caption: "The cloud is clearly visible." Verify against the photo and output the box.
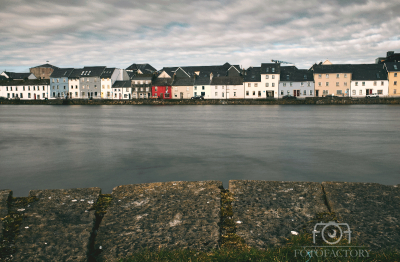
[0,0,399,72]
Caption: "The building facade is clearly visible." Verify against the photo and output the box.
[279,66,314,98]
[260,63,280,98]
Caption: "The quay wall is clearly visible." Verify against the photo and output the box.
[0,180,399,261]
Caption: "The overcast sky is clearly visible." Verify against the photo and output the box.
[1,0,399,72]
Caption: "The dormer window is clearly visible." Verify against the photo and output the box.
[376,73,380,79]
[394,65,398,70]
[272,68,275,73]
[88,71,91,75]
[266,68,269,73]
[304,75,307,79]
[286,75,289,80]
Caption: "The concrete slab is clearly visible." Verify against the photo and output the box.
[0,190,12,240]
[13,188,101,262]
[229,180,328,249]
[323,182,400,251]
[95,181,222,261]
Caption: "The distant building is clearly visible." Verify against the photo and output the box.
[112,80,131,100]
[350,64,388,97]
[210,76,244,99]
[100,68,128,99]
[0,79,50,100]
[126,63,157,75]
[261,63,280,98]
[0,71,37,80]
[312,64,352,97]
[131,75,153,99]
[243,67,262,99]
[279,66,314,98]
[376,51,400,64]
[152,78,173,99]
[49,68,74,99]
[193,75,212,99]
[68,67,106,99]
[30,64,59,79]
[384,62,400,97]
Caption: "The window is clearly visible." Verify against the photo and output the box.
[64,86,66,89]
[318,82,321,87]
[326,82,329,86]
[246,91,249,96]
[248,83,251,87]
[395,73,398,77]
[359,90,362,95]
[155,87,157,91]
[222,92,224,97]
[336,74,340,78]
[344,74,347,78]
[352,90,356,95]
[28,93,31,98]
[87,78,89,82]
[280,90,284,95]
[381,81,384,86]
[394,65,398,70]
[194,92,197,96]
[20,93,23,98]
[378,90,383,94]
[326,74,329,78]
[52,92,55,97]
[27,86,29,91]
[266,75,269,79]
[308,82,310,87]
[215,86,217,89]
[52,79,55,83]
[266,83,269,87]
[318,74,322,78]
[7,94,10,98]
[234,92,236,97]
[254,83,258,87]
[16,87,18,91]
[63,79,66,82]
[95,92,97,96]
[107,85,110,89]
[258,91,261,97]
[57,79,59,83]
[323,90,328,95]
[310,90,313,96]
[272,68,275,73]
[186,87,189,91]
[194,86,197,90]
[301,82,304,87]
[394,89,397,94]
[337,90,342,95]
[102,85,105,89]
[253,91,255,95]
[272,83,275,87]
[344,82,347,86]
[362,82,365,86]
[336,82,339,86]
[374,81,377,86]
[202,86,205,90]
[283,83,286,87]
[395,81,397,86]
[57,85,59,89]
[303,90,306,95]
[355,82,358,86]
[215,92,218,96]
[272,75,275,79]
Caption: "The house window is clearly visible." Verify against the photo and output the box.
[266,83,269,87]
[57,79,59,83]
[394,89,397,94]
[307,82,310,87]
[266,68,269,73]
[253,91,255,95]
[64,86,66,89]
[394,81,397,86]
[359,90,362,95]
[52,92,55,97]
[362,82,365,86]
[301,82,304,87]
[374,81,377,86]
[258,91,261,97]
[336,82,339,86]
[234,92,236,97]
[283,83,286,87]
[266,75,269,79]
[337,90,342,95]
[28,93,31,98]
[254,83,258,87]
[20,93,23,98]
[202,86,205,90]
[355,82,358,86]
[310,90,313,96]
[326,82,329,86]
[280,90,284,95]
[344,82,347,86]
[194,86,197,90]
[352,90,356,95]
[290,82,293,87]
[381,81,384,86]
[318,82,321,87]
[222,92,224,97]
[215,92,218,96]
[194,92,197,96]
[344,74,347,78]
[378,90,383,94]
[102,85,105,89]
[272,75,275,79]
[272,83,275,87]
[155,87,157,91]
[246,91,249,96]
[272,68,275,73]
[326,74,329,78]
[395,73,397,77]
[303,90,306,95]
[95,92,97,96]
[318,74,322,78]
[57,85,59,89]
[215,86,217,89]
[248,83,251,87]
[336,74,340,78]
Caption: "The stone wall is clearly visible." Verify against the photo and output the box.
[0,181,399,261]
[1,97,400,106]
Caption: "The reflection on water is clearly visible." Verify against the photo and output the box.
[1,104,399,196]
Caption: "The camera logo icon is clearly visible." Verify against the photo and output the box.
[313,221,352,245]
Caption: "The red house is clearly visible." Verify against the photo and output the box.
[152,78,173,99]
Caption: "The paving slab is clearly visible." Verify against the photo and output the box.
[0,190,12,240]
[323,182,400,251]
[229,180,328,249]
[13,188,101,262]
[95,181,222,261]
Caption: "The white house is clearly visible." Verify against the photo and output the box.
[0,79,50,100]
[260,63,280,98]
[210,76,244,99]
[243,67,264,99]
[279,66,315,98]
[350,64,389,97]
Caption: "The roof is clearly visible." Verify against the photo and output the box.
[126,63,157,73]
[0,75,7,81]
[211,76,243,85]
[244,67,261,82]
[159,63,233,78]
[194,76,211,86]
[112,80,131,88]
[261,63,281,74]
[153,78,173,86]
[100,68,116,79]
[158,67,179,78]
[1,72,33,79]
[30,63,59,69]
[351,64,387,81]
[69,67,106,78]
[312,64,353,74]
[384,62,400,72]
[172,77,195,86]
[50,68,74,78]
[0,79,50,86]
[280,66,314,81]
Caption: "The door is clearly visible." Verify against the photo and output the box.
[34,94,36,100]
[227,92,230,99]
[316,90,319,97]
[180,92,183,99]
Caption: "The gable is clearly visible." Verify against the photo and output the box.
[158,71,172,78]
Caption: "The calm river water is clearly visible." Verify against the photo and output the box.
[1,104,399,196]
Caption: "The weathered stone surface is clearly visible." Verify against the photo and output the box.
[95,181,222,261]
[323,182,400,251]
[0,190,12,240]
[13,188,101,262]
[229,180,328,248]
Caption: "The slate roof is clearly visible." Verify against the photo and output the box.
[82,66,106,77]
[211,76,243,85]
[244,67,261,82]
[0,79,50,86]
[194,76,211,86]
[172,77,195,86]
[153,78,174,86]
[112,80,131,88]
[261,63,281,74]
[31,63,59,69]
[280,66,314,82]
[351,64,387,81]
[100,68,116,79]
[158,67,179,78]
[50,68,74,78]
[312,64,353,74]
[385,62,400,72]
[126,63,157,73]
[0,75,7,81]
[68,68,84,78]
[159,63,233,78]
[2,72,33,79]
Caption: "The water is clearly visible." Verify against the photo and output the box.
[1,104,399,196]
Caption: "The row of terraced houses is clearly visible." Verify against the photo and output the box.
[1,51,399,100]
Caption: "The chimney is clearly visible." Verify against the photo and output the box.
[387,51,395,57]
[210,72,213,81]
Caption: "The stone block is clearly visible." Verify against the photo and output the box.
[13,188,101,262]
[0,190,12,240]
[95,181,222,261]
[229,180,328,248]
[323,182,400,251]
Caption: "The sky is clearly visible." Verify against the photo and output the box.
[1,0,399,73]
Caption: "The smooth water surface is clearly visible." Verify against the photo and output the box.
[1,104,399,196]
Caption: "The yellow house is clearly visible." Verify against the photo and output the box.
[384,62,400,97]
[312,61,353,97]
